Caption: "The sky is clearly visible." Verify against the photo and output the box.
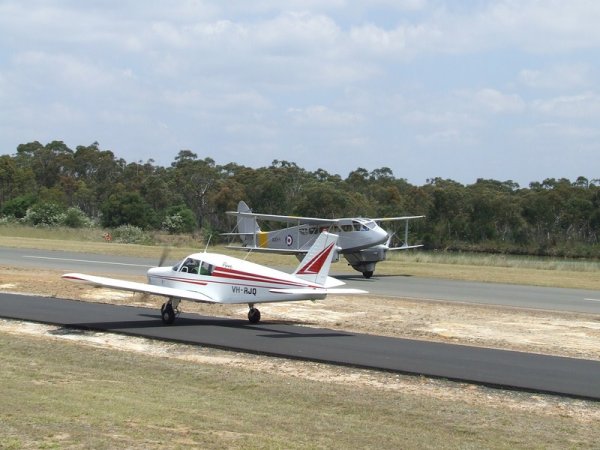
[1,0,600,187]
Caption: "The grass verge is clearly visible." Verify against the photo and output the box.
[2,331,599,449]
[2,226,600,289]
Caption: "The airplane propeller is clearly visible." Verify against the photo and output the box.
[158,246,170,267]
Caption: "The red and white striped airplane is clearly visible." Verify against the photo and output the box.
[62,232,366,324]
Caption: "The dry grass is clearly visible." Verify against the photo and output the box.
[2,331,599,449]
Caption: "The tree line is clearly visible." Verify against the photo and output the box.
[1,140,599,257]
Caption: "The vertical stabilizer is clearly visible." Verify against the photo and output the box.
[293,232,339,286]
[237,201,260,246]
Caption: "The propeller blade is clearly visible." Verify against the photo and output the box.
[158,246,170,267]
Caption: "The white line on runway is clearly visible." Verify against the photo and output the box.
[583,298,600,302]
[24,255,152,268]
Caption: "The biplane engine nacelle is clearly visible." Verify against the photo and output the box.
[342,245,388,279]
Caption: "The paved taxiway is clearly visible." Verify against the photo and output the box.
[1,293,600,399]
[2,246,600,399]
[2,246,600,314]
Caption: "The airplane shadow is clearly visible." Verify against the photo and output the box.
[62,313,352,339]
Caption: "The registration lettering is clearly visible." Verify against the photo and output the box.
[231,286,257,296]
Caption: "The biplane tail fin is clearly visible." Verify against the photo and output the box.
[237,201,260,245]
[293,231,339,286]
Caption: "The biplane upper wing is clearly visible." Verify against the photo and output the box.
[225,245,308,254]
[372,215,425,222]
[226,209,339,226]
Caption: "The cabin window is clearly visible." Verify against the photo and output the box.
[352,221,368,231]
[200,261,214,276]
[180,258,200,274]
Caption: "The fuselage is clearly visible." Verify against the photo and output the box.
[248,218,389,253]
[147,252,327,304]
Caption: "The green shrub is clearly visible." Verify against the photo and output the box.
[23,203,65,226]
[110,224,151,244]
[162,205,197,234]
[61,207,94,228]
[1,194,38,219]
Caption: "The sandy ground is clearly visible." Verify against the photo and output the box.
[1,265,600,420]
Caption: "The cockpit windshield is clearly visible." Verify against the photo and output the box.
[173,257,214,276]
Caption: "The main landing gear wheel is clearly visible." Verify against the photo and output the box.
[161,302,176,325]
[248,306,261,324]
[363,271,374,279]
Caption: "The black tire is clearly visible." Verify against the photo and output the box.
[161,303,175,325]
[248,307,261,324]
[363,271,373,279]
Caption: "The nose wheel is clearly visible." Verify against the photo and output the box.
[160,298,180,325]
[248,305,261,324]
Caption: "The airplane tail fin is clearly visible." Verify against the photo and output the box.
[292,231,339,286]
[237,201,260,246]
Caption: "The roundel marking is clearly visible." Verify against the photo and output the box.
[286,235,293,246]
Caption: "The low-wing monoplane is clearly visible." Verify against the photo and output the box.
[63,232,366,324]
[225,201,424,278]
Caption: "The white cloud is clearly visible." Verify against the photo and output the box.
[287,105,363,127]
[532,92,600,118]
[518,64,592,89]
[472,88,526,114]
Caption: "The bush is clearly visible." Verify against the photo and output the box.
[23,203,65,226]
[162,205,197,234]
[61,207,94,228]
[110,224,151,244]
[100,192,157,229]
[1,194,38,219]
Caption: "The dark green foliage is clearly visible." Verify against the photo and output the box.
[1,140,599,257]
[100,192,157,229]
[62,207,92,228]
[1,194,38,218]
[162,205,197,234]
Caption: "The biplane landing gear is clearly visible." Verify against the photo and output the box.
[363,271,374,279]
[161,298,180,325]
[248,304,261,324]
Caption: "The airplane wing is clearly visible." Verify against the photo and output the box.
[387,244,424,251]
[372,215,425,222]
[62,273,217,303]
[226,210,339,225]
[225,245,308,255]
[268,288,367,295]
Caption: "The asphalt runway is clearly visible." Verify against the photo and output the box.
[2,246,600,314]
[1,292,599,400]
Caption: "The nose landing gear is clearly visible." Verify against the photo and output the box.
[160,298,180,325]
[248,304,261,324]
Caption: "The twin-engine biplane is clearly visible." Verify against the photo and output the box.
[225,201,424,278]
[63,231,365,324]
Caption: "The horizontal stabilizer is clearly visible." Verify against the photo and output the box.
[62,273,216,303]
[269,288,367,295]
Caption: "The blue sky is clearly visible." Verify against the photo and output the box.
[1,0,599,186]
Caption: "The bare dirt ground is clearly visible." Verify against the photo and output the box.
[1,265,600,422]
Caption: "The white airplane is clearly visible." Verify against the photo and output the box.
[62,231,366,324]
[225,201,424,279]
